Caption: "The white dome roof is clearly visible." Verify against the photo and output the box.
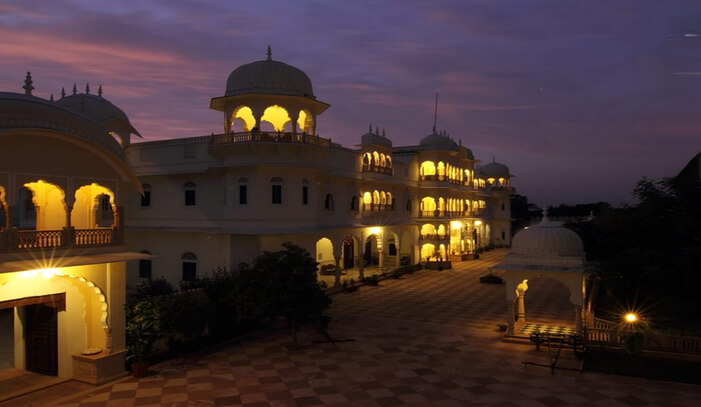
[419,133,458,151]
[478,160,510,178]
[225,59,314,98]
[511,219,584,257]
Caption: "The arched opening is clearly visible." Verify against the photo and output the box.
[364,235,379,266]
[380,153,387,168]
[437,224,446,238]
[297,109,314,134]
[315,237,334,272]
[420,197,436,216]
[421,243,436,261]
[13,186,36,229]
[0,186,7,229]
[386,156,392,168]
[438,243,447,260]
[420,161,436,179]
[522,277,576,328]
[437,161,445,179]
[261,105,291,132]
[438,197,445,214]
[373,190,380,205]
[23,180,67,231]
[350,195,358,211]
[231,105,256,132]
[324,193,334,210]
[372,151,380,166]
[420,223,436,237]
[342,235,355,269]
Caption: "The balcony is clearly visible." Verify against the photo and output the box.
[210,131,331,147]
[418,234,449,242]
[0,207,124,252]
[419,175,464,185]
[362,163,392,175]
[419,210,470,218]
[362,203,393,212]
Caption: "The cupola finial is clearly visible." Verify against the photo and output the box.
[85,83,90,94]
[375,126,379,135]
[23,71,34,95]
[72,84,77,95]
[266,45,272,61]
[50,93,54,101]
[98,85,103,97]
[382,128,386,137]
[60,87,66,99]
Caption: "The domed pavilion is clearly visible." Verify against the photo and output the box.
[494,213,590,336]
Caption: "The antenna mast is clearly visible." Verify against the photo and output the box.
[432,92,439,134]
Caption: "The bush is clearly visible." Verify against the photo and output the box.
[362,275,380,286]
[479,273,504,284]
[134,277,173,299]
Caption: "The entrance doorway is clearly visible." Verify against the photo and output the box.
[25,304,58,376]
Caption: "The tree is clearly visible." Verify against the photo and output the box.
[247,242,332,346]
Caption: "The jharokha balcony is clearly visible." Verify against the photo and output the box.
[210,131,332,147]
[419,210,469,218]
[0,207,124,252]
[362,163,393,175]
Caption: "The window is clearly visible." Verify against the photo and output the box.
[406,199,412,212]
[182,252,197,281]
[350,195,358,211]
[184,182,196,206]
[302,186,308,205]
[324,193,334,210]
[139,250,152,279]
[271,177,282,204]
[141,184,151,207]
[238,178,248,204]
[501,202,506,211]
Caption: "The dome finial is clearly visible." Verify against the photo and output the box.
[98,85,103,97]
[382,128,386,137]
[23,71,34,95]
[266,45,272,61]
[85,83,90,94]
[72,84,77,95]
[60,87,66,99]
[374,126,379,135]
[50,93,54,101]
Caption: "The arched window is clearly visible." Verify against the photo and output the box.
[184,182,196,206]
[238,178,248,205]
[302,179,309,205]
[139,250,152,279]
[324,193,334,210]
[182,252,198,281]
[406,199,412,212]
[141,184,151,207]
[351,195,358,211]
[372,151,380,166]
[271,177,283,204]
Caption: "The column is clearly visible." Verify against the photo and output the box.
[378,249,384,274]
[333,255,341,289]
[574,305,583,335]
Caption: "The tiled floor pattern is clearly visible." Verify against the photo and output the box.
[4,249,701,406]
[518,323,577,337]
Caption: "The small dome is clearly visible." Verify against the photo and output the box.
[478,160,510,178]
[361,131,392,148]
[419,133,458,151]
[226,59,314,98]
[511,219,584,257]
[56,93,141,140]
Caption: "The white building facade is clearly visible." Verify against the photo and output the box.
[125,51,514,288]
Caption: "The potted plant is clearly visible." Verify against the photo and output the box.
[125,300,162,378]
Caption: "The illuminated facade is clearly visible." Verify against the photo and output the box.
[0,77,144,383]
[125,49,514,288]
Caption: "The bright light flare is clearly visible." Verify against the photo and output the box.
[624,312,638,323]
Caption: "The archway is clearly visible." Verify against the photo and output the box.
[523,277,575,327]
[72,184,116,230]
[23,180,66,231]
[421,243,436,262]
[364,235,379,266]
[231,105,256,132]
[315,237,334,271]
[261,105,291,132]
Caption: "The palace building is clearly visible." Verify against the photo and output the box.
[0,76,145,383]
[125,48,514,288]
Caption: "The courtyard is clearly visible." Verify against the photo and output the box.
[2,249,700,406]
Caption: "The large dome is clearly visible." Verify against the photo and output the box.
[419,133,458,151]
[511,219,584,257]
[55,93,141,139]
[225,57,314,98]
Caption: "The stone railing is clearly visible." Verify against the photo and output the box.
[75,228,114,246]
[362,163,392,175]
[210,131,331,147]
[419,234,449,241]
[362,203,393,212]
[584,317,701,355]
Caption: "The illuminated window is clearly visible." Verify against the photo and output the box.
[184,182,196,206]
[139,250,152,279]
[182,252,197,281]
[261,105,291,131]
[232,105,256,131]
[141,184,151,207]
[271,177,283,204]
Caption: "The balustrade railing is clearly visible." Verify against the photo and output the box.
[362,203,393,212]
[16,229,63,249]
[75,228,114,246]
[1,226,122,251]
[584,317,701,355]
[210,131,331,147]
[362,164,393,175]
[419,234,448,241]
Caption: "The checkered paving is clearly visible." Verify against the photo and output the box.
[5,249,701,407]
[520,323,577,336]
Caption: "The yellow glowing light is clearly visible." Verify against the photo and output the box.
[297,110,309,132]
[369,227,381,235]
[20,267,61,279]
[261,105,291,131]
[474,220,482,226]
[233,106,256,131]
[450,221,462,230]
[624,313,638,323]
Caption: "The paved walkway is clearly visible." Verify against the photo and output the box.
[3,249,701,406]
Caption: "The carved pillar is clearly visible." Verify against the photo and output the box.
[378,249,385,274]
[358,236,365,280]
[574,305,583,335]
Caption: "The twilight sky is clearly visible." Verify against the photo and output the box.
[2,0,700,205]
